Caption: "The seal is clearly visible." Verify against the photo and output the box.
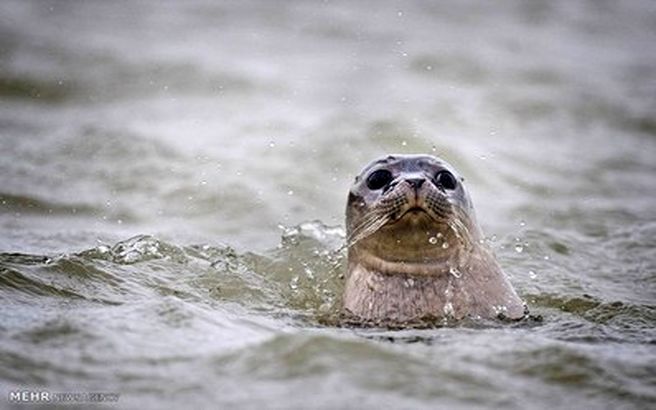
[343,154,525,323]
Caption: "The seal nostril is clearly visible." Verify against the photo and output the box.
[405,178,425,189]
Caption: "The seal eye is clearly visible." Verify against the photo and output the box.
[435,171,457,190]
[366,169,393,190]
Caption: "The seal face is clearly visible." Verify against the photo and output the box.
[343,154,525,323]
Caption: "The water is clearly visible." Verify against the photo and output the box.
[1,0,655,408]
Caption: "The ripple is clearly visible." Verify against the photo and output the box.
[0,75,75,102]
[0,192,99,217]
[0,265,88,300]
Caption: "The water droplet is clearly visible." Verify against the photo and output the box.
[529,270,537,279]
[428,236,438,244]
[514,243,524,253]
[287,190,294,196]
[449,267,462,278]
[200,180,207,186]
[425,65,432,71]
[268,140,276,148]
[519,220,526,227]
[492,305,508,315]
[544,255,550,260]
[401,140,407,146]
[431,145,437,152]
[442,242,450,249]
[397,10,403,17]
[436,232,443,238]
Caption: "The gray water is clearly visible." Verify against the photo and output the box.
[1,1,655,409]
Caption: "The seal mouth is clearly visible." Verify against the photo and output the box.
[394,206,433,222]
[405,206,427,215]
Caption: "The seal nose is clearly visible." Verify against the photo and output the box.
[405,178,425,190]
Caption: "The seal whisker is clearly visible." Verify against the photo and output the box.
[346,212,390,247]
[447,213,475,248]
[347,217,389,246]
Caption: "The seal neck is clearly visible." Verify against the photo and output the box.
[348,248,465,277]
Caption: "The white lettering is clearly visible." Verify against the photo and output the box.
[7,391,50,402]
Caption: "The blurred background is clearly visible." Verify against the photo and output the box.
[1,1,655,409]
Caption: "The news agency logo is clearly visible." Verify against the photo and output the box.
[8,391,50,403]
[8,390,120,404]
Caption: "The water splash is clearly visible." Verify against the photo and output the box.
[81,235,188,265]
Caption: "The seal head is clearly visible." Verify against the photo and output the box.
[343,154,525,323]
